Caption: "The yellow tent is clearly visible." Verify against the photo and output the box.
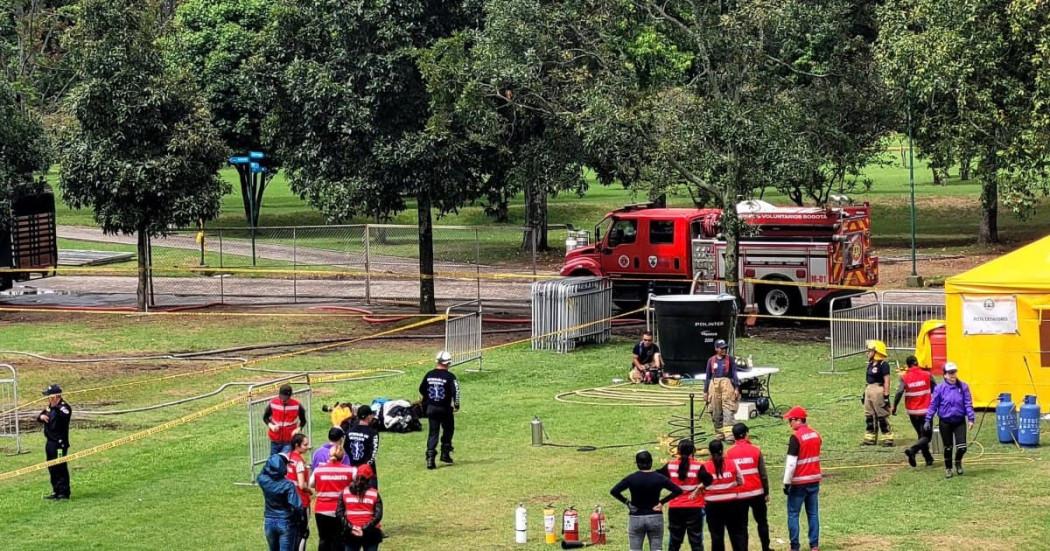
[945,235,1050,411]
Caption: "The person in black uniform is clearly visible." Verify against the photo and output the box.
[37,384,72,500]
[345,405,380,484]
[419,350,460,470]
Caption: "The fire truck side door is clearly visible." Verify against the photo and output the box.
[600,218,640,276]
[645,219,684,276]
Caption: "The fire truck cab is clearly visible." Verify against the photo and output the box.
[560,200,879,316]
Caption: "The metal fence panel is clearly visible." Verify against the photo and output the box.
[245,376,312,483]
[531,277,612,353]
[880,290,946,351]
[445,300,483,370]
[827,290,945,374]
[0,364,20,454]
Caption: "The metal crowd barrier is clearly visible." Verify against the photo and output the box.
[827,290,945,374]
[445,300,483,371]
[0,364,21,455]
[531,277,612,353]
[242,374,312,484]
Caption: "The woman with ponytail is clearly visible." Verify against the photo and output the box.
[703,440,746,551]
[657,439,713,551]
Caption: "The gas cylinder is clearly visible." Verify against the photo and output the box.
[589,505,607,545]
[544,505,557,544]
[1018,395,1041,448]
[562,506,579,542]
[532,417,544,446]
[996,392,1018,444]
[515,503,528,544]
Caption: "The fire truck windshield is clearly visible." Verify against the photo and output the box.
[595,216,613,243]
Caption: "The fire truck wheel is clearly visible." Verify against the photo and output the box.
[758,285,797,317]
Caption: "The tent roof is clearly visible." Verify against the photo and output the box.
[946,235,1050,292]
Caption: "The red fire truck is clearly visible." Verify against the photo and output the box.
[560,200,879,316]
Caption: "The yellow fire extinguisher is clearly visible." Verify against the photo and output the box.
[544,504,557,544]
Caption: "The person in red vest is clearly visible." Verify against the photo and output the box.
[339,465,382,551]
[310,445,357,551]
[263,384,307,455]
[703,439,746,551]
[727,423,772,551]
[891,355,936,467]
[286,433,313,549]
[782,406,822,551]
[657,439,714,551]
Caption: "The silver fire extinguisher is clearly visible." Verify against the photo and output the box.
[532,417,544,446]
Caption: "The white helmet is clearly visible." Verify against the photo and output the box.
[436,350,453,365]
[943,361,958,373]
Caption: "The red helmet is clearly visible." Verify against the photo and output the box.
[783,405,808,421]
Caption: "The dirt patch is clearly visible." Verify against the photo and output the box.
[878,253,998,288]
[922,532,1019,551]
[838,534,898,547]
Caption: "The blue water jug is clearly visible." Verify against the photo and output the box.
[1018,395,1041,448]
[996,392,1018,444]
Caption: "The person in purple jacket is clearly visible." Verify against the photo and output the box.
[923,362,975,479]
[311,427,350,471]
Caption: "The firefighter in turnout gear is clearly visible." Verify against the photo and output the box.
[861,340,894,446]
[419,350,460,470]
[705,339,741,440]
[892,356,936,467]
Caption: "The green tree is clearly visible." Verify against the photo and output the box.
[165,0,278,226]
[574,0,890,309]
[267,0,485,314]
[877,0,1050,244]
[0,77,49,226]
[59,0,228,310]
[1,0,78,115]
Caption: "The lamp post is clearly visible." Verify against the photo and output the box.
[905,54,923,288]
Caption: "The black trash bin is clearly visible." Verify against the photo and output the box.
[652,294,737,377]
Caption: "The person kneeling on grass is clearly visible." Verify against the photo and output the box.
[630,331,663,384]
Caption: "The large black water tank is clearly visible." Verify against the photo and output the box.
[652,294,737,376]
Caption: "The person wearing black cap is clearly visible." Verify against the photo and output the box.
[37,384,72,500]
[419,350,460,469]
[344,405,380,483]
[705,339,740,440]
[263,384,307,456]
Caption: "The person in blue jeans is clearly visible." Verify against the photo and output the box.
[258,452,304,551]
[782,406,822,551]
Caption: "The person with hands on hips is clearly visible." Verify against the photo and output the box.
[705,339,741,441]
[610,450,683,551]
[923,361,975,478]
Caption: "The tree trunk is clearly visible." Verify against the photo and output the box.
[136,226,150,311]
[932,167,943,186]
[523,181,549,251]
[977,149,999,245]
[960,155,972,181]
[721,173,744,337]
[417,191,437,314]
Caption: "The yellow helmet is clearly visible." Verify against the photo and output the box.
[866,339,888,359]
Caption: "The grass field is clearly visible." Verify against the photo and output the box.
[1,312,1047,550]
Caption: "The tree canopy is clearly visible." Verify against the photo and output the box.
[0,75,50,227]
[877,0,1050,244]
[267,0,487,313]
[59,0,228,309]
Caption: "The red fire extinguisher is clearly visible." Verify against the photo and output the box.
[562,506,579,542]
[590,505,607,545]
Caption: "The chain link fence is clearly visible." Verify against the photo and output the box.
[61,224,570,306]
